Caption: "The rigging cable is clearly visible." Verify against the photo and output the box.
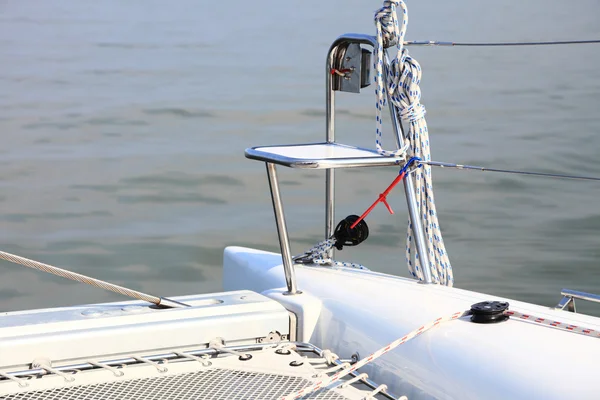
[0,250,190,308]
[422,160,600,182]
[404,39,600,47]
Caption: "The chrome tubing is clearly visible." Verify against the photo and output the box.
[384,52,432,284]
[556,288,600,312]
[266,162,299,295]
[6,343,291,378]
[7,341,395,399]
[325,41,336,249]
[401,177,433,283]
[325,34,379,251]
[322,35,433,282]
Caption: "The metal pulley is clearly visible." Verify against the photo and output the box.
[331,43,372,93]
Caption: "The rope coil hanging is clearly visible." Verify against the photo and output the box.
[374,0,453,285]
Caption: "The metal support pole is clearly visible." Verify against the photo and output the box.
[401,175,433,283]
[384,53,433,284]
[265,162,299,294]
[323,35,378,254]
[325,49,336,248]
[323,34,379,244]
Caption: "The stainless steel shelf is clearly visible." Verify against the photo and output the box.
[245,142,405,169]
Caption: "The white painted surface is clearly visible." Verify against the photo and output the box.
[253,143,384,160]
[0,290,289,368]
[224,246,600,400]
[261,288,323,342]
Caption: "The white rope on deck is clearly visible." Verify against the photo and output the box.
[505,310,600,338]
[374,0,453,285]
[281,306,600,399]
[280,310,469,400]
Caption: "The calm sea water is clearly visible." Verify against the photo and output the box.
[1,0,600,315]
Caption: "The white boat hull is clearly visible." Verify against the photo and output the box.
[224,246,600,400]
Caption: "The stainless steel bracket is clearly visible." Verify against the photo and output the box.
[555,288,600,313]
[331,43,372,93]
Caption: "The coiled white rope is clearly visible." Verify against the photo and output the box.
[374,0,453,285]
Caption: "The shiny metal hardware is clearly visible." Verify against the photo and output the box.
[331,43,371,93]
[383,52,432,283]
[402,175,432,284]
[325,34,379,254]
[245,33,434,288]
[266,162,299,295]
[555,288,600,313]
[246,143,408,169]
[7,343,295,379]
[256,331,284,344]
[287,311,298,342]
[338,352,360,365]
[326,34,432,282]
[158,297,191,308]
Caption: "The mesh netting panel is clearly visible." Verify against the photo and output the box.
[0,368,350,400]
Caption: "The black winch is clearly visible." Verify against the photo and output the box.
[470,301,510,324]
[333,215,369,250]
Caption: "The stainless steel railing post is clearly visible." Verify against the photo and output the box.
[325,47,336,253]
[322,35,432,283]
[265,162,299,294]
[384,52,433,284]
[325,34,379,253]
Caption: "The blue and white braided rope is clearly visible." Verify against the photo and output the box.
[373,1,408,157]
[374,0,453,285]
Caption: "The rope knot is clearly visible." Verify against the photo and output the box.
[399,102,426,122]
[374,0,403,47]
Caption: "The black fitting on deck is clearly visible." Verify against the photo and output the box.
[470,301,509,324]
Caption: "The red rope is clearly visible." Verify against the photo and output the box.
[330,68,353,76]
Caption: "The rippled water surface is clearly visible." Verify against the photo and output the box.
[1,0,600,315]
